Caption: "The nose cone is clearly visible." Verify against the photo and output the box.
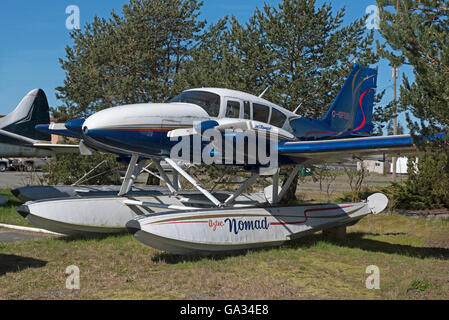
[81,104,166,154]
[65,118,85,136]
[17,204,30,219]
[126,219,141,235]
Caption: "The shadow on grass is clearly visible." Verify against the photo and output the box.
[0,190,25,207]
[152,231,449,264]
[151,251,243,264]
[0,254,47,276]
[30,226,448,263]
[285,232,449,260]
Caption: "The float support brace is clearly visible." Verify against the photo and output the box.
[164,158,222,206]
[118,154,145,196]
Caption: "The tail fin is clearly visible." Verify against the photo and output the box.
[322,64,377,134]
[0,89,51,141]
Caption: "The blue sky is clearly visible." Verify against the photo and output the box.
[0,0,409,129]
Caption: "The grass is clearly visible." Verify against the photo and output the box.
[1,211,449,300]
[1,185,448,300]
[0,189,33,227]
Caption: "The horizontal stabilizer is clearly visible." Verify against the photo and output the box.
[35,123,82,139]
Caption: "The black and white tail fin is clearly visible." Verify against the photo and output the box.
[0,89,51,141]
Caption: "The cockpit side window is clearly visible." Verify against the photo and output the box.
[169,91,220,117]
[252,103,270,123]
[270,108,287,128]
[226,100,241,118]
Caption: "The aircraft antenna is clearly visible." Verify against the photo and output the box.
[258,86,270,98]
[293,102,303,114]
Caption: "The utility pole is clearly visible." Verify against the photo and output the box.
[392,66,398,182]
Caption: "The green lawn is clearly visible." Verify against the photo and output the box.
[1,211,448,300]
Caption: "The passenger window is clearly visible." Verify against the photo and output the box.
[243,101,251,119]
[226,100,241,118]
[253,103,270,123]
[270,108,287,128]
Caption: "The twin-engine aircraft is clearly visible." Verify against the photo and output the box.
[0,89,78,158]
[39,64,424,172]
[21,64,440,254]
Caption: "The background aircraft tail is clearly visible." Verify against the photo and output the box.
[0,89,51,141]
[322,64,377,134]
[290,64,377,140]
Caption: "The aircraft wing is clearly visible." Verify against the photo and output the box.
[32,143,80,154]
[278,134,439,165]
[0,128,79,155]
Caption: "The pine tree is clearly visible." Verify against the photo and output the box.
[377,0,449,149]
[376,0,449,209]
[180,0,381,201]
[48,0,206,184]
[50,0,384,189]
[386,120,405,135]
[182,0,379,118]
[54,0,205,120]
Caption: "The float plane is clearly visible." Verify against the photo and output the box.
[17,64,442,254]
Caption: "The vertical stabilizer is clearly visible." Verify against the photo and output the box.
[0,89,51,141]
[322,64,377,134]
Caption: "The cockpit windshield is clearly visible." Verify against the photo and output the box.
[169,90,220,117]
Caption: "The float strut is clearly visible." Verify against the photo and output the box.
[118,154,145,196]
[272,169,280,204]
[154,160,178,194]
[164,157,222,207]
[224,172,259,206]
[277,165,302,201]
